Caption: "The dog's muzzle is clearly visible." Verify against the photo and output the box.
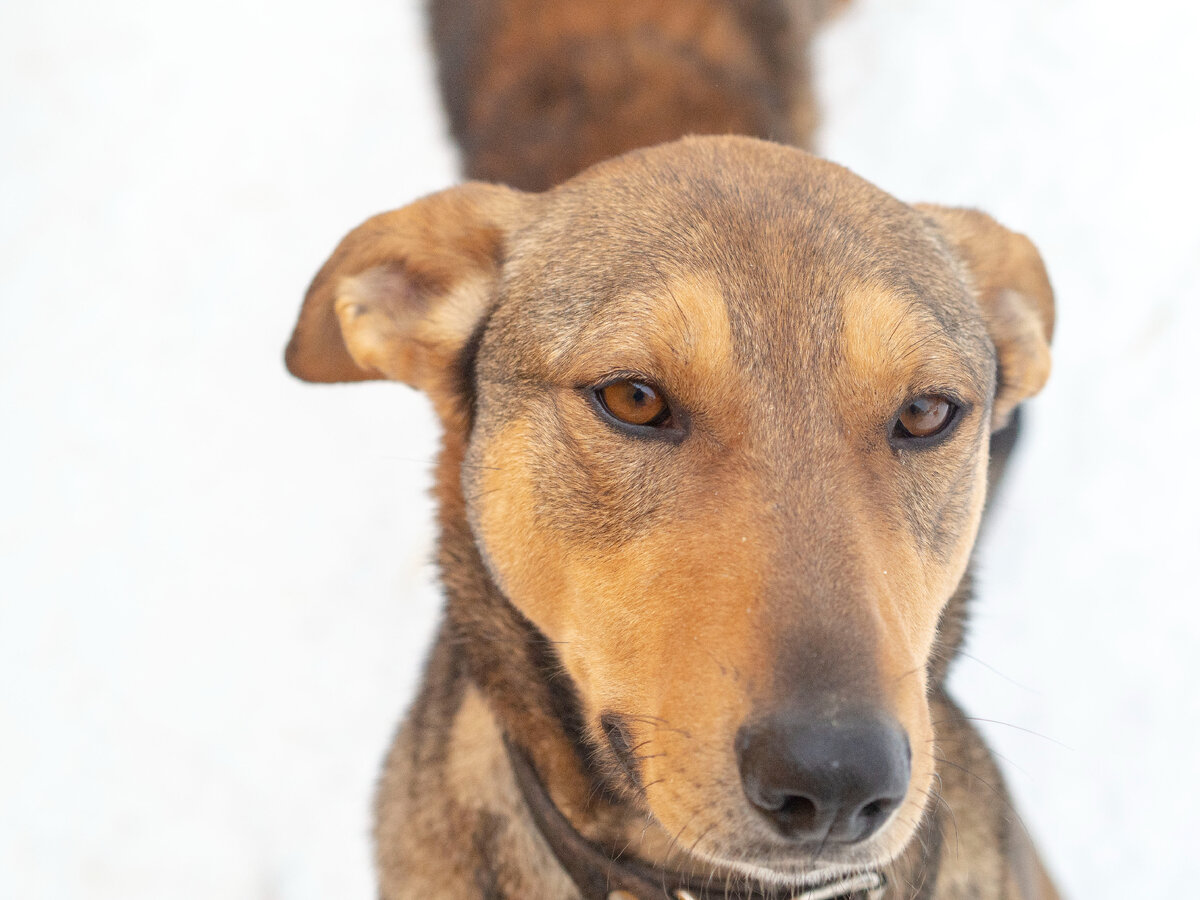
[504,738,886,900]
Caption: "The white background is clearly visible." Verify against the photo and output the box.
[2,0,1197,897]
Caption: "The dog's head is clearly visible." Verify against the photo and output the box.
[287,137,1053,881]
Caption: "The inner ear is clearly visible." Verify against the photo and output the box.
[916,204,1056,430]
[285,182,526,410]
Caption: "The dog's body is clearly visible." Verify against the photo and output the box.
[429,0,833,191]
[287,2,1058,897]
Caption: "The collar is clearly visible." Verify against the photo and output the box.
[504,739,886,900]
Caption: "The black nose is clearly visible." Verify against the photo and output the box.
[736,706,911,844]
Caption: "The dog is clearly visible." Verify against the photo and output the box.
[285,1,1058,897]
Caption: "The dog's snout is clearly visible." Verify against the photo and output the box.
[735,706,911,845]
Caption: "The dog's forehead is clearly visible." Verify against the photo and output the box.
[489,137,988,386]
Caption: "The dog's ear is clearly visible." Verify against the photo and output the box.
[916,205,1055,430]
[285,182,525,412]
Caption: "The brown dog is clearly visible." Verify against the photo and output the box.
[286,2,1058,897]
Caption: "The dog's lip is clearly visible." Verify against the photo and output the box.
[668,861,886,900]
[670,839,885,892]
[610,840,884,900]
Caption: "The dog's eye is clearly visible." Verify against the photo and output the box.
[595,379,672,428]
[892,395,959,443]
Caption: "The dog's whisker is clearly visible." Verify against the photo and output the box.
[891,664,923,685]
[927,783,961,863]
[681,822,717,886]
[460,487,500,503]
[630,777,664,805]
[930,753,1031,839]
[897,329,949,362]
[660,807,703,874]
[623,713,691,739]
[925,736,1032,780]
[884,820,929,900]
[931,715,1071,749]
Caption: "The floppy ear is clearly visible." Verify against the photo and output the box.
[916,205,1056,430]
[285,182,525,415]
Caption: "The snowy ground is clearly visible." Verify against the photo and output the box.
[2,0,1197,897]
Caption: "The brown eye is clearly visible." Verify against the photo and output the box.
[894,395,958,441]
[596,379,671,428]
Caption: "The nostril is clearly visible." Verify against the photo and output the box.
[775,794,820,834]
[852,795,900,837]
[860,799,884,820]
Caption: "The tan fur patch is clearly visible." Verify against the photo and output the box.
[551,271,735,385]
[472,372,779,856]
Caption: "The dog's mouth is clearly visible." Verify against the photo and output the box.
[593,710,910,886]
[663,830,893,899]
[683,849,887,897]
[507,738,888,899]
[641,760,927,898]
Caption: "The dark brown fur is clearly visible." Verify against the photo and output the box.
[285,3,1057,897]
[429,0,839,191]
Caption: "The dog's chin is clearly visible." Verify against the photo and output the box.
[662,848,881,897]
[672,816,909,891]
[697,850,882,890]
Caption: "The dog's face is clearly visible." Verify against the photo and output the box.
[287,137,1053,881]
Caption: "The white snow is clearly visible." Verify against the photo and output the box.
[1,0,1197,897]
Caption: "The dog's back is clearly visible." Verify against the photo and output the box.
[429,0,839,191]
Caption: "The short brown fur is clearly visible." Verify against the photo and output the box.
[429,0,841,191]
[287,2,1058,898]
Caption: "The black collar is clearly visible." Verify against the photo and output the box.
[504,739,886,900]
